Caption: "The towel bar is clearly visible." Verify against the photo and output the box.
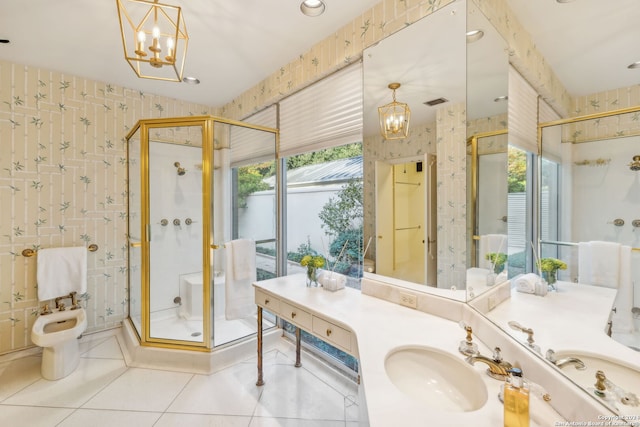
[541,240,640,252]
[22,244,98,258]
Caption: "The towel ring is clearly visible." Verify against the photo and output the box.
[22,244,99,258]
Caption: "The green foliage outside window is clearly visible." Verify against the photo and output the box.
[237,163,272,208]
[508,149,527,193]
[318,180,363,237]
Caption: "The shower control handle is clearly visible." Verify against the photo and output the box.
[160,219,168,226]
[632,219,640,228]
[173,218,181,226]
[609,218,624,227]
[185,218,193,225]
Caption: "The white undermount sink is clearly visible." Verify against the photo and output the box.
[384,345,488,412]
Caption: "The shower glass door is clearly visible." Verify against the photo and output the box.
[145,122,207,347]
[211,121,277,347]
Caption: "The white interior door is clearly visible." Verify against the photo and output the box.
[375,161,394,276]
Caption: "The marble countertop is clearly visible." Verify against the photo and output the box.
[485,282,640,367]
[254,274,563,426]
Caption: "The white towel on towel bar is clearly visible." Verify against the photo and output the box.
[224,239,257,320]
[614,245,635,334]
[578,241,621,288]
[579,241,635,334]
[231,239,254,280]
[36,246,87,301]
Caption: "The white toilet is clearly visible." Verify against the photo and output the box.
[32,246,89,380]
[32,306,87,380]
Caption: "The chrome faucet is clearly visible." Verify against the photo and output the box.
[466,351,511,380]
[545,349,586,370]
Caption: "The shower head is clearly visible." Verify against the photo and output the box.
[629,156,640,171]
[174,162,186,176]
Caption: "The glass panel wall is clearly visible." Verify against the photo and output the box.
[211,122,277,347]
[281,142,363,375]
[127,126,142,338]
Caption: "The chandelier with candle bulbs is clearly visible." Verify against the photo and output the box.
[378,83,411,140]
[116,0,189,82]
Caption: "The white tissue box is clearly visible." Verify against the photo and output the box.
[319,272,346,292]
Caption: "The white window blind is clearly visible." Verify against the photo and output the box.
[508,66,539,154]
[230,106,277,167]
[279,62,363,158]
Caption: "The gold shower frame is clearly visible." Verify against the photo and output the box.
[125,115,279,352]
[467,129,508,267]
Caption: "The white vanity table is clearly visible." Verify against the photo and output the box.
[253,274,572,426]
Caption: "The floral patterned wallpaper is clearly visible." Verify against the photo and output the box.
[0,60,213,353]
[563,86,640,143]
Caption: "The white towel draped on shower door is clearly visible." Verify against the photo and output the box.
[224,239,257,320]
[579,241,635,334]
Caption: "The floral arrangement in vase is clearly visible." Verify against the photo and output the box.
[537,257,567,285]
[300,255,325,287]
[485,252,507,274]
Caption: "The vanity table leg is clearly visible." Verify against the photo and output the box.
[295,327,302,368]
[256,306,265,386]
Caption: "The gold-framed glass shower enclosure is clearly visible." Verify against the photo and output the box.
[126,116,278,350]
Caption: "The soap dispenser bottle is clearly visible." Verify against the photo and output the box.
[504,367,530,427]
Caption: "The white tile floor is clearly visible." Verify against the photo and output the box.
[0,330,360,427]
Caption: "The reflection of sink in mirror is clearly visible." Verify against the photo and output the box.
[552,351,640,414]
[384,345,488,412]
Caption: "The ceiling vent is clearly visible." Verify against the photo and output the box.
[424,97,449,107]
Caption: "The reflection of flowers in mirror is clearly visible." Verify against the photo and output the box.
[537,257,567,273]
[537,258,567,287]
[485,252,507,274]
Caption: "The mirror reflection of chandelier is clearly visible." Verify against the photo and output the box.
[378,83,411,140]
[116,0,189,82]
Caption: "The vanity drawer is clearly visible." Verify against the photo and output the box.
[312,316,351,352]
[280,301,312,330]
[255,289,280,313]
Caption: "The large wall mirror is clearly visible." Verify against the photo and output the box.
[465,1,509,300]
[362,0,509,301]
[474,0,640,415]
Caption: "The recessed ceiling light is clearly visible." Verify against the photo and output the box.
[466,29,484,43]
[556,0,576,3]
[628,61,640,69]
[300,0,325,17]
[0,39,10,44]
[182,76,200,84]
[494,95,508,102]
